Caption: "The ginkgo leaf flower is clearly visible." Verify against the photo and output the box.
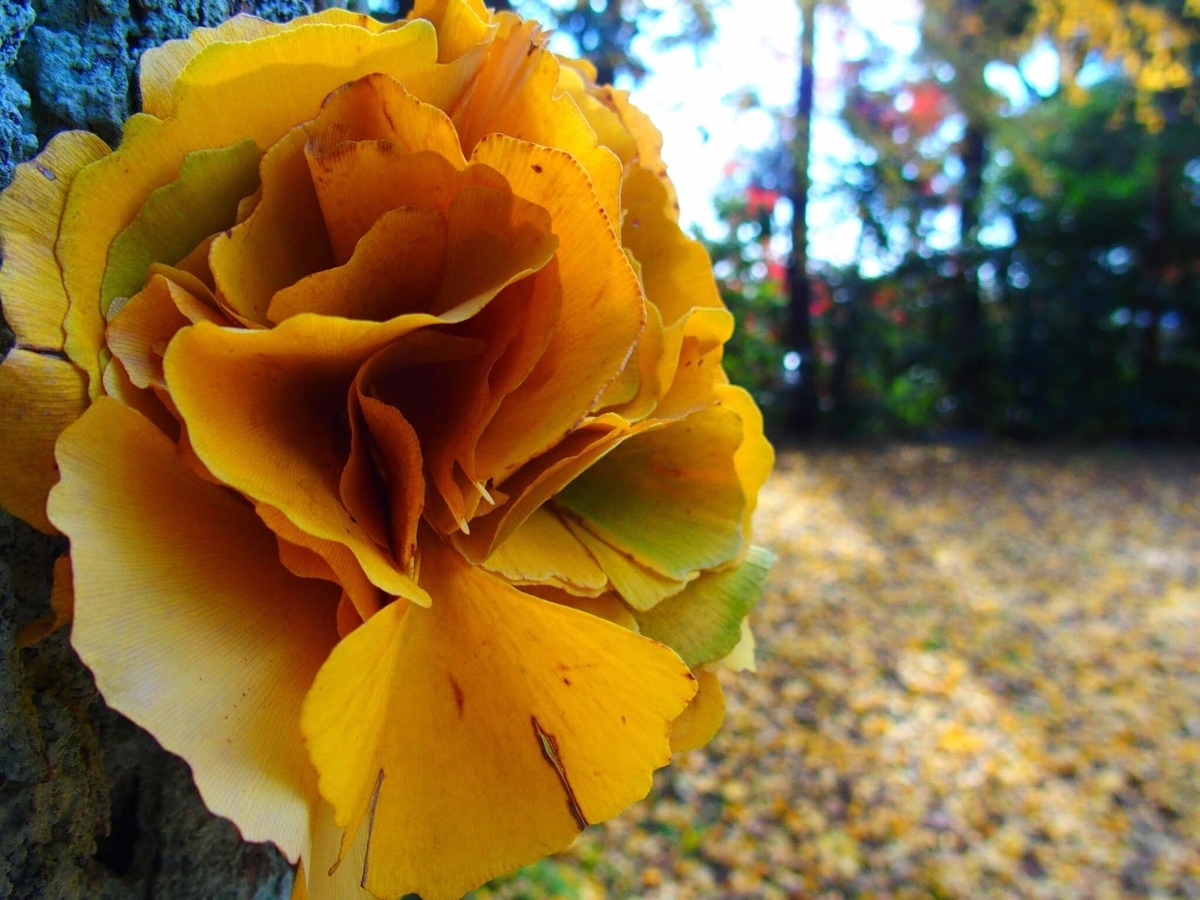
[0,2,774,898]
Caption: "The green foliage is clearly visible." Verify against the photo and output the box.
[711,10,1200,440]
[982,84,1200,437]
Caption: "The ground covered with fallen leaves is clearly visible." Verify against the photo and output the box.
[474,447,1200,899]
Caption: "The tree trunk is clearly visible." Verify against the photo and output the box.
[786,0,818,436]
[952,118,986,428]
[829,294,858,437]
[1,6,313,897]
[594,59,617,88]
[1139,151,1174,385]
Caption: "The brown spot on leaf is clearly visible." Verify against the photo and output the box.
[351,769,385,884]
[532,716,589,831]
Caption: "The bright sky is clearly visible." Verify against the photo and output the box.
[617,0,923,261]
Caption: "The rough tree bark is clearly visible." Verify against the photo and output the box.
[0,3,317,898]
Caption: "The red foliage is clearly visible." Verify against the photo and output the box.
[746,185,781,217]
[872,286,899,309]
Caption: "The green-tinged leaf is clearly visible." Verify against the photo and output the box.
[558,511,691,611]
[553,403,747,582]
[100,138,261,313]
[635,546,773,668]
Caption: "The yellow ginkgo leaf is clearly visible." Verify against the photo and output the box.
[0,350,88,533]
[300,533,695,900]
[48,398,339,863]
[669,668,726,754]
[0,131,109,351]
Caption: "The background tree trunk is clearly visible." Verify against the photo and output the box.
[786,0,818,436]
[1139,150,1174,385]
[0,4,314,897]
[952,118,986,428]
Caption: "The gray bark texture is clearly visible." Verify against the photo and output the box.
[0,2,319,897]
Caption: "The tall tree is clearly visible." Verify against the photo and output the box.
[920,0,1036,427]
[786,0,820,435]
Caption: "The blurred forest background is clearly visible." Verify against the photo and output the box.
[375,0,1200,442]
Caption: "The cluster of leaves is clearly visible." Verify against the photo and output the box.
[475,447,1200,898]
[1030,0,1200,129]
